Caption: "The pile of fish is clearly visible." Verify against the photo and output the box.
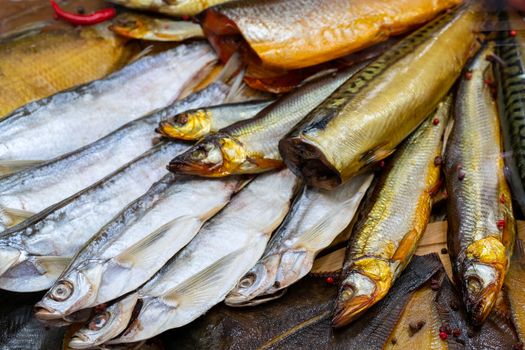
[2,0,525,348]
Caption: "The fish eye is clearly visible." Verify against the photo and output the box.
[50,280,73,301]
[239,273,256,289]
[340,284,355,301]
[88,312,110,331]
[174,113,189,125]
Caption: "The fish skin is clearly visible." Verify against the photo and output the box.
[34,173,248,320]
[0,83,229,231]
[445,43,516,326]
[168,65,364,177]
[157,99,274,141]
[200,0,461,70]
[0,25,137,118]
[0,141,188,293]
[225,172,373,306]
[108,0,231,16]
[110,13,204,41]
[0,42,216,164]
[279,3,482,189]
[332,97,450,328]
[80,169,299,346]
[495,9,525,216]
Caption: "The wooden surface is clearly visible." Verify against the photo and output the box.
[312,220,525,279]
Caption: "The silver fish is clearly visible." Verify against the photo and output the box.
[69,169,299,347]
[226,172,373,306]
[34,173,248,320]
[0,42,215,170]
[0,141,187,292]
[0,83,229,231]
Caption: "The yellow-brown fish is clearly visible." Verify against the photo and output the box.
[0,25,136,118]
[279,3,482,189]
[445,43,515,326]
[333,98,450,328]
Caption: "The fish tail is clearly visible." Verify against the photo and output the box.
[0,245,22,277]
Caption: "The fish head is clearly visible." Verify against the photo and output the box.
[168,134,246,176]
[35,261,103,320]
[110,13,147,38]
[69,294,139,349]
[225,255,281,306]
[157,109,212,141]
[460,236,507,325]
[332,258,393,328]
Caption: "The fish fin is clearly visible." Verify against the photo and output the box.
[0,160,44,176]
[115,215,199,269]
[161,247,248,308]
[224,67,246,103]
[293,198,360,250]
[360,146,395,166]
[33,256,71,277]
[127,45,155,65]
[0,206,36,227]
[216,52,243,85]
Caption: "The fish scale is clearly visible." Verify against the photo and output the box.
[445,42,515,326]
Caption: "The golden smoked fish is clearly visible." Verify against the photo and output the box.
[0,25,136,118]
[445,43,516,326]
[108,0,231,16]
[279,3,482,189]
[199,0,461,70]
[168,66,363,177]
[332,99,450,328]
[110,13,204,42]
[157,99,274,141]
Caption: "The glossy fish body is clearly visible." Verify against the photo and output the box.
[74,169,299,346]
[495,10,525,215]
[0,42,216,165]
[108,0,231,16]
[110,13,204,41]
[0,25,136,118]
[200,0,461,70]
[332,98,449,328]
[168,66,364,177]
[445,43,516,326]
[226,173,373,306]
[157,99,274,141]
[34,173,248,320]
[279,4,482,189]
[0,83,229,231]
[0,141,188,293]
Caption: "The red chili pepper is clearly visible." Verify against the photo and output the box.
[50,0,116,26]
[439,331,448,340]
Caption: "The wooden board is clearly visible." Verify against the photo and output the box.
[312,220,525,279]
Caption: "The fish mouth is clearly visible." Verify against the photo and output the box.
[156,122,192,140]
[68,333,92,350]
[462,263,501,326]
[226,288,287,307]
[167,157,218,176]
[332,259,393,328]
[34,304,63,321]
